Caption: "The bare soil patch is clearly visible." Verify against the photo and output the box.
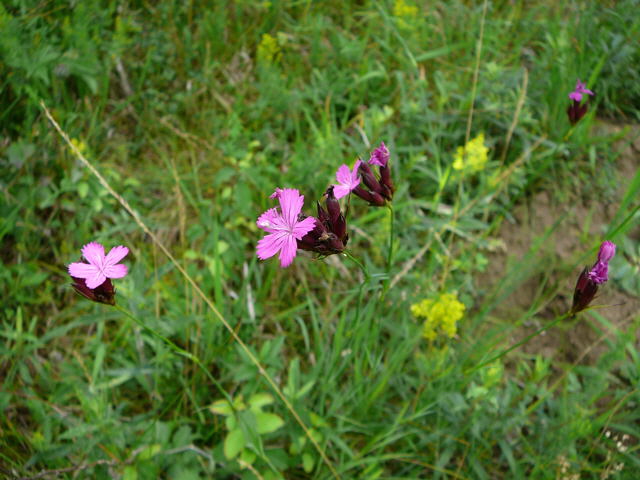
[482,122,639,365]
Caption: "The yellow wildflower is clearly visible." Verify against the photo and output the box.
[257,33,280,65]
[393,0,418,17]
[411,292,465,341]
[452,133,489,172]
[70,138,87,155]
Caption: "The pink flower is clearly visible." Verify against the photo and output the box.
[596,240,616,263]
[68,242,129,289]
[568,79,594,102]
[333,159,361,199]
[256,188,316,268]
[588,240,616,284]
[369,141,389,167]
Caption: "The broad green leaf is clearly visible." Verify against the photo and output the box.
[255,412,284,434]
[240,448,256,465]
[302,453,314,473]
[224,429,245,459]
[248,392,274,410]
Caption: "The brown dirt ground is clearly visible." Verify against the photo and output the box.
[482,122,640,366]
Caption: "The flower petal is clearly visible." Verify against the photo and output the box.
[68,262,99,279]
[292,216,316,238]
[277,189,304,226]
[569,91,582,102]
[335,164,353,185]
[257,232,287,260]
[369,142,389,167]
[104,263,128,279]
[597,241,616,263]
[82,242,105,268]
[85,271,107,289]
[588,261,609,284]
[257,207,280,233]
[278,235,298,268]
[104,245,129,267]
[333,184,351,199]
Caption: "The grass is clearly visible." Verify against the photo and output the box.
[2,0,640,478]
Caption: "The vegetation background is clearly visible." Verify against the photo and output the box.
[1,0,639,478]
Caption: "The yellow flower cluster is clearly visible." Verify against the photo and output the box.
[257,33,280,65]
[452,133,489,172]
[411,292,465,341]
[70,138,87,155]
[393,0,419,17]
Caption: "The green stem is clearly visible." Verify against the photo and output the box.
[343,251,369,325]
[113,302,232,404]
[465,312,570,375]
[343,250,369,280]
[386,204,395,273]
[381,204,395,298]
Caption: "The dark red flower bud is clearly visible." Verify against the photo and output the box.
[332,213,348,245]
[353,185,386,207]
[316,201,329,225]
[358,162,384,196]
[297,189,349,256]
[324,186,341,224]
[379,164,395,198]
[71,276,116,306]
[570,267,598,315]
[567,100,588,125]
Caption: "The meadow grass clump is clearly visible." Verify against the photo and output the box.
[2,1,640,479]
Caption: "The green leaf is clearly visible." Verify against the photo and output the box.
[240,448,256,465]
[225,415,237,430]
[209,399,233,416]
[224,429,245,459]
[248,392,274,410]
[255,412,284,434]
[137,444,162,461]
[295,380,316,400]
[77,182,89,198]
[123,466,138,480]
[302,453,314,473]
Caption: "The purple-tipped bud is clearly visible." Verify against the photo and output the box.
[369,142,389,167]
[597,241,616,263]
[567,80,594,125]
[588,240,616,284]
[71,276,116,306]
[571,267,598,315]
[570,240,616,315]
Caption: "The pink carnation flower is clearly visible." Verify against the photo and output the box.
[256,188,316,268]
[68,242,129,289]
[568,79,594,103]
[333,159,361,199]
